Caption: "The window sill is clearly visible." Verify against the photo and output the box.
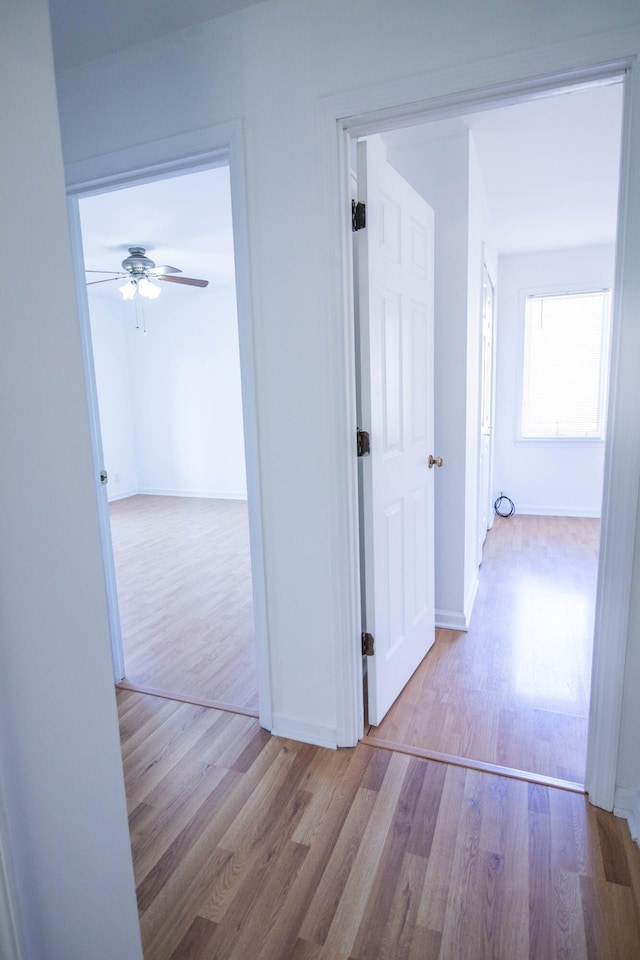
[514,437,606,447]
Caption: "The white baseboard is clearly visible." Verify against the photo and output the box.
[270,714,337,750]
[614,787,640,845]
[119,487,248,501]
[435,576,478,632]
[435,609,468,631]
[514,505,601,519]
[107,488,138,502]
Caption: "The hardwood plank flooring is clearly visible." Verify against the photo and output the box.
[367,515,598,784]
[109,495,258,712]
[118,689,640,959]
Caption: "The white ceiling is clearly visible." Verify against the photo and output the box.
[79,166,236,300]
[384,81,623,255]
[48,0,268,71]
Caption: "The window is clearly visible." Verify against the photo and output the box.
[521,289,611,439]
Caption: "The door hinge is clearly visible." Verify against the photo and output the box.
[352,200,366,232]
[99,470,108,485]
[357,428,370,457]
[362,632,375,656]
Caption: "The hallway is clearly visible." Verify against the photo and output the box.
[119,686,640,959]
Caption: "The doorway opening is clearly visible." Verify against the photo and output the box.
[76,164,260,716]
[352,77,624,787]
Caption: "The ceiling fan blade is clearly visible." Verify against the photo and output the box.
[156,274,209,288]
[150,265,181,275]
[85,270,125,275]
[87,276,123,285]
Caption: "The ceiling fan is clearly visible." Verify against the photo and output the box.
[86,246,209,300]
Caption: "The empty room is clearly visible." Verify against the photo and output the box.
[79,167,259,715]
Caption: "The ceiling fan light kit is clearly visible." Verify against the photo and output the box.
[86,246,209,301]
[118,277,161,300]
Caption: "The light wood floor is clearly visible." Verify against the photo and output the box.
[367,515,597,785]
[109,495,258,712]
[119,688,640,960]
[112,502,595,782]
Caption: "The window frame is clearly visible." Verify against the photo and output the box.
[515,283,612,445]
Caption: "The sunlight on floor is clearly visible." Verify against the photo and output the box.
[512,575,590,706]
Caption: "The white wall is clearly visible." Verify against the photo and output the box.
[493,245,615,516]
[0,1,143,956]
[130,286,247,498]
[89,283,247,500]
[25,0,640,826]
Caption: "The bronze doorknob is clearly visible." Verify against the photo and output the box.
[428,455,443,469]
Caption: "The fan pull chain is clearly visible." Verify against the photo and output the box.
[133,297,148,334]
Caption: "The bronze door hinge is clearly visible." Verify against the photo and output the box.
[362,632,375,656]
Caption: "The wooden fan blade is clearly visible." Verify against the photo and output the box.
[85,270,126,275]
[150,265,181,275]
[87,276,123,285]
[156,274,209,288]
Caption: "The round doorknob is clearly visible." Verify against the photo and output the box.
[428,455,443,469]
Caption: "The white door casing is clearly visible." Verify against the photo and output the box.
[477,261,495,565]
[66,198,125,682]
[329,52,639,810]
[357,135,437,726]
[65,123,273,734]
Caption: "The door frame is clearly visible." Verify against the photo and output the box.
[324,46,640,811]
[478,255,496,558]
[65,121,273,732]
[0,799,22,960]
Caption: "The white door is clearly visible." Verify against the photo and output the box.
[357,135,437,726]
[477,262,495,565]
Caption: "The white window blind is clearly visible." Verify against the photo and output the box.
[521,290,611,439]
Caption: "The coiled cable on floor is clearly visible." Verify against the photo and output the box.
[494,493,515,518]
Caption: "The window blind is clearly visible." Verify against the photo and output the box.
[521,290,610,439]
